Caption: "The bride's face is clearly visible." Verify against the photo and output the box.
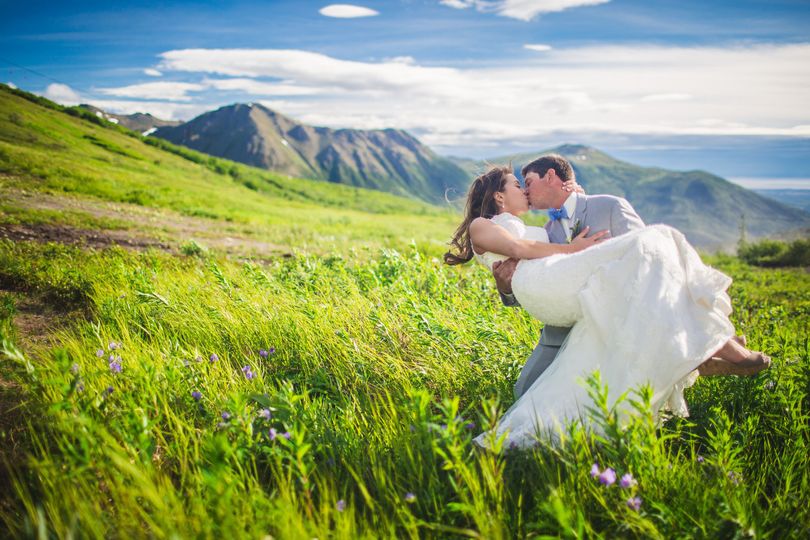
[496,174,529,215]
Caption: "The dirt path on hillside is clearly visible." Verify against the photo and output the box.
[2,188,289,257]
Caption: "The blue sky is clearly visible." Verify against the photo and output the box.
[3,1,810,180]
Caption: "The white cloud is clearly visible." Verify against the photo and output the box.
[6,82,17,89]
[640,93,692,103]
[524,43,552,52]
[147,43,810,150]
[319,4,379,18]
[96,81,206,101]
[44,83,82,105]
[203,77,323,96]
[439,0,610,21]
[144,68,163,77]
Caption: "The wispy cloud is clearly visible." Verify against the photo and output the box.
[319,4,379,18]
[439,0,610,21]
[524,44,552,52]
[144,68,162,77]
[203,77,323,96]
[97,81,207,101]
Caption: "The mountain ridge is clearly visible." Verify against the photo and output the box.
[153,103,469,204]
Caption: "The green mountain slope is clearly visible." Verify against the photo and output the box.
[153,103,470,204]
[0,84,457,253]
[462,145,810,249]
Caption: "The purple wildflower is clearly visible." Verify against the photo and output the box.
[268,428,277,440]
[96,349,104,358]
[697,455,705,463]
[620,473,635,489]
[626,496,642,511]
[598,468,617,486]
[109,359,122,374]
[590,463,600,478]
[440,423,448,431]
[404,492,416,503]
[728,471,741,485]
[465,422,476,430]
[242,365,256,380]
[108,341,119,351]
[209,353,218,363]
[76,380,85,393]
[71,363,80,374]
[282,431,291,440]
[258,349,269,359]
[191,391,202,401]
[336,500,346,512]
[221,411,231,421]
[104,385,114,396]
[268,347,275,355]
[259,408,272,420]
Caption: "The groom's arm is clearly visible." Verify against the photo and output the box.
[609,197,645,235]
[493,259,520,307]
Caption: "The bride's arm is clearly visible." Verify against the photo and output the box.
[470,218,606,259]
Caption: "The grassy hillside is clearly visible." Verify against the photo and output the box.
[0,84,458,254]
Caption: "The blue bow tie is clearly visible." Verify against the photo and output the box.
[548,206,569,222]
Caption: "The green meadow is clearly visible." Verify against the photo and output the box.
[1,85,809,538]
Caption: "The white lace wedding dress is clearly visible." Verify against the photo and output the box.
[474,212,734,448]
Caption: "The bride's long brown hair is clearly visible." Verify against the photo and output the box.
[444,165,512,266]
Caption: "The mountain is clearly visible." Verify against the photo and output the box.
[152,103,469,204]
[755,189,810,213]
[78,104,181,134]
[457,144,810,249]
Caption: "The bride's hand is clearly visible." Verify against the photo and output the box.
[562,179,585,194]
[570,227,609,251]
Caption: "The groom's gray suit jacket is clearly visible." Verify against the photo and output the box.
[507,192,645,399]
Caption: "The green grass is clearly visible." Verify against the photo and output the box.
[0,239,807,538]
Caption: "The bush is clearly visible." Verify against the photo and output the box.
[739,238,810,267]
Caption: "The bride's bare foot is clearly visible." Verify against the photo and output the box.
[698,356,771,376]
[733,335,747,348]
[713,338,770,366]
[700,337,771,376]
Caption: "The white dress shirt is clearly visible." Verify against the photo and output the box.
[561,193,578,241]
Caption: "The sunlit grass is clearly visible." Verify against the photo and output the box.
[1,240,807,538]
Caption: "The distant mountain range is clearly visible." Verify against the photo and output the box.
[78,104,181,134]
[451,145,810,249]
[74,98,808,249]
[152,103,469,204]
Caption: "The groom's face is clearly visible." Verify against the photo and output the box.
[524,170,555,209]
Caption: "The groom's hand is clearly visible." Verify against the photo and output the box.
[493,258,518,295]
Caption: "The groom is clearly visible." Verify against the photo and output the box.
[493,154,645,398]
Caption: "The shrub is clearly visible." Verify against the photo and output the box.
[739,238,810,267]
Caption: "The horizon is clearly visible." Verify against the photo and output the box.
[4,0,810,183]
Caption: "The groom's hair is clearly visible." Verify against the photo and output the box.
[521,154,574,182]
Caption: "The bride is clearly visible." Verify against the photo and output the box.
[444,166,770,448]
